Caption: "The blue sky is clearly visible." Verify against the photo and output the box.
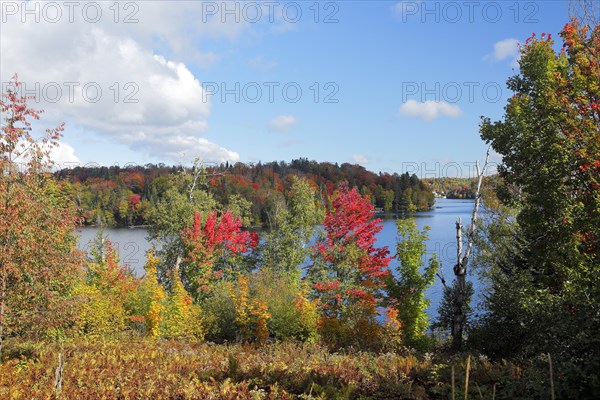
[1,1,571,177]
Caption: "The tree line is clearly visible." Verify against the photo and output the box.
[54,159,435,228]
[424,177,479,199]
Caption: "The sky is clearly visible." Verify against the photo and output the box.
[0,0,574,178]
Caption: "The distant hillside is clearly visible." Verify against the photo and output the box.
[424,177,478,199]
[55,158,435,227]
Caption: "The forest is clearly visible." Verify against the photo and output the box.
[54,159,435,228]
[0,18,599,399]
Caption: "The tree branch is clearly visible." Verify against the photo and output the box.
[462,146,491,266]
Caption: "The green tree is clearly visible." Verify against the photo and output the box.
[386,219,438,349]
[475,20,600,396]
[227,194,253,227]
[147,161,217,285]
[382,189,394,213]
[261,176,324,280]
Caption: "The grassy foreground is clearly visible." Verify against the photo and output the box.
[0,338,555,399]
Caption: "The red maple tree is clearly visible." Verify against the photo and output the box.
[181,211,258,296]
[309,182,391,322]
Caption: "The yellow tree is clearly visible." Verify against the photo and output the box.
[139,251,166,338]
[74,235,138,337]
[161,258,204,338]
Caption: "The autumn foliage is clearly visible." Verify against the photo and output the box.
[309,182,391,346]
[160,265,204,339]
[181,211,258,297]
[74,238,138,337]
[0,75,82,354]
[228,275,271,345]
[136,251,166,337]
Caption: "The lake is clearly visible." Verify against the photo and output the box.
[377,198,482,315]
[76,198,481,316]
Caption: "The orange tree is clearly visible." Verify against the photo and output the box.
[308,182,391,347]
[0,75,83,355]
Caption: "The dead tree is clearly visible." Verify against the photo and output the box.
[450,147,490,351]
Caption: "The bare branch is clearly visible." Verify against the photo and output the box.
[187,159,223,203]
[437,271,448,289]
[188,159,202,202]
[463,146,491,266]
[569,0,600,29]
[449,146,491,351]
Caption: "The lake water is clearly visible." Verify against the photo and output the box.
[76,227,154,276]
[376,198,481,315]
[76,198,481,316]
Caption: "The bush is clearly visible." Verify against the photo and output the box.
[252,272,319,343]
[201,281,238,342]
[160,267,204,339]
[72,283,127,337]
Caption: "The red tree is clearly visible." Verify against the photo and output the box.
[128,193,141,210]
[181,211,258,297]
[309,182,391,324]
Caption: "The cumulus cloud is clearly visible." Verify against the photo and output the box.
[50,142,81,167]
[10,140,81,170]
[399,100,462,121]
[134,135,239,164]
[352,154,369,164]
[0,2,242,164]
[487,38,520,67]
[270,115,297,133]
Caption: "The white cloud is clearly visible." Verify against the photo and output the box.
[487,38,520,67]
[135,135,239,164]
[1,2,241,164]
[399,100,462,121]
[50,142,81,167]
[10,140,80,170]
[352,154,369,164]
[270,115,297,133]
[492,38,520,61]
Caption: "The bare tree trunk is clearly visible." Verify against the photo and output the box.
[452,218,466,350]
[188,158,223,203]
[53,349,64,394]
[450,148,490,351]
